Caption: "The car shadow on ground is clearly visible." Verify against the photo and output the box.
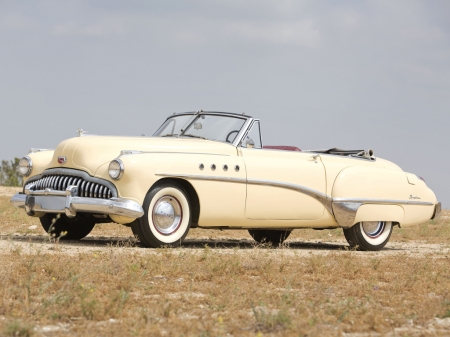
[0,234,405,251]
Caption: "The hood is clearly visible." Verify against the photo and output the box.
[48,136,238,175]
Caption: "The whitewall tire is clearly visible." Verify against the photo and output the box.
[132,182,192,248]
[343,221,393,251]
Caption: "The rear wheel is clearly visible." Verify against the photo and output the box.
[40,213,96,240]
[343,221,393,251]
[248,229,291,246]
[131,182,192,248]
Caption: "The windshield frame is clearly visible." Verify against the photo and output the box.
[153,111,255,147]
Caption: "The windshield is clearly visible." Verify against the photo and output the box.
[153,115,193,137]
[154,114,247,144]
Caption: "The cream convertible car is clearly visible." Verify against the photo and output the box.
[11,111,441,251]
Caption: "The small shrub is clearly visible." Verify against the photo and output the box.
[4,320,33,337]
[0,158,22,187]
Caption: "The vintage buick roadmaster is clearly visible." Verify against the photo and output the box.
[11,111,441,250]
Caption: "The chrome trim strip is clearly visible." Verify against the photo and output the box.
[155,173,334,214]
[156,173,436,228]
[333,198,434,206]
[332,198,434,228]
[24,168,118,198]
[332,202,362,228]
[156,173,247,185]
[28,148,53,154]
[118,151,231,157]
[10,186,143,218]
[246,178,333,214]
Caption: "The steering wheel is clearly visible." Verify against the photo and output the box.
[225,130,240,143]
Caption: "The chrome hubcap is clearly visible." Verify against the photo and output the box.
[152,196,182,235]
[362,221,385,238]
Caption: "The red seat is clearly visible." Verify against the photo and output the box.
[263,146,301,152]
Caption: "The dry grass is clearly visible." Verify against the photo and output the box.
[0,242,449,336]
[1,188,450,336]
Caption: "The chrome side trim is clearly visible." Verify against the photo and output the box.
[332,202,362,228]
[332,198,435,228]
[155,173,334,214]
[24,168,118,198]
[155,173,247,185]
[246,178,333,214]
[156,173,437,228]
[333,198,434,206]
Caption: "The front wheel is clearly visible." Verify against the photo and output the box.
[343,221,393,251]
[40,213,96,240]
[131,182,192,248]
[248,229,291,246]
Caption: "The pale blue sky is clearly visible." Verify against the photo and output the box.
[1,0,449,207]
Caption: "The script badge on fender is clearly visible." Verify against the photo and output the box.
[58,156,67,165]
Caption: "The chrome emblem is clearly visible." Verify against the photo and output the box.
[409,195,421,200]
[77,128,87,137]
[58,156,67,165]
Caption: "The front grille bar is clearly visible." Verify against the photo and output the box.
[26,174,113,199]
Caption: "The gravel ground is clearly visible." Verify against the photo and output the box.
[2,233,449,258]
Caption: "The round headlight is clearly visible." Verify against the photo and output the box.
[18,156,32,176]
[108,159,124,180]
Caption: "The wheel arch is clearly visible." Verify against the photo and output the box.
[150,178,200,228]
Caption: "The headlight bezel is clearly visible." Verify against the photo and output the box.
[18,156,33,176]
[108,159,124,180]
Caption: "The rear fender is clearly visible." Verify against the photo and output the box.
[331,166,436,227]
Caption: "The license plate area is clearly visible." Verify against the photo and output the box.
[26,195,66,212]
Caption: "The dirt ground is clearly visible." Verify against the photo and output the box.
[1,186,449,336]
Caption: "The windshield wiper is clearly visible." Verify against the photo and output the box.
[181,134,207,140]
[160,134,178,137]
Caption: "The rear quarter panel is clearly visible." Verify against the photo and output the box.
[332,165,436,227]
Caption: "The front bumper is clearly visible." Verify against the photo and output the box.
[10,185,144,219]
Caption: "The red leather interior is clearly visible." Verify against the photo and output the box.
[263,146,301,152]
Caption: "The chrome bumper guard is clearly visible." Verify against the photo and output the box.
[10,184,144,219]
[431,202,442,220]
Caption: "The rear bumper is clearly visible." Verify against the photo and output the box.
[10,185,144,219]
[431,202,442,220]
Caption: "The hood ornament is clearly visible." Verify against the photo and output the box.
[77,128,87,137]
[58,156,67,165]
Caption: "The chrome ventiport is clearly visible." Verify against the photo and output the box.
[199,163,204,170]
[223,165,228,171]
[234,165,240,172]
[211,164,216,171]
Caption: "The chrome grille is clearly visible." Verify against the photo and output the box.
[29,174,112,199]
